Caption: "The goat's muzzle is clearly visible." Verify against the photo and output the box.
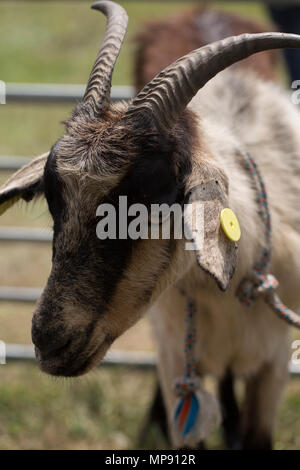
[31,301,112,377]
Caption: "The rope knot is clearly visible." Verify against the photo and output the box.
[173,376,201,398]
[237,271,279,307]
[255,272,279,293]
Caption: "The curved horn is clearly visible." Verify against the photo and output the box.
[126,33,300,131]
[81,1,128,117]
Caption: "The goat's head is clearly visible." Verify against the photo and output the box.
[1,1,300,376]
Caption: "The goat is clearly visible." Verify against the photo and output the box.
[1,1,300,450]
[135,5,279,91]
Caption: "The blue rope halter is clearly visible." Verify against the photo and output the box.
[237,152,300,327]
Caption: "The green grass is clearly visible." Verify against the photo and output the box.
[0,104,70,157]
[0,0,299,451]
[0,2,197,86]
[0,364,162,450]
[0,364,299,450]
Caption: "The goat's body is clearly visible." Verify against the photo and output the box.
[150,70,300,448]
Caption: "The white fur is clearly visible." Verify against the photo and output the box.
[150,70,300,448]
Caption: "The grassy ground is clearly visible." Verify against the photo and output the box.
[0,364,299,450]
[0,0,299,450]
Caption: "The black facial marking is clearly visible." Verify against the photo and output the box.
[128,154,178,207]
[90,150,180,307]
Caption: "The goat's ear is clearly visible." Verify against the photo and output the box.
[184,163,238,291]
[0,152,49,216]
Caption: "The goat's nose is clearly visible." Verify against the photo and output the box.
[31,322,70,356]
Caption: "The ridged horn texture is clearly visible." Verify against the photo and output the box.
[126,32,300,131]
[82,1,128,117]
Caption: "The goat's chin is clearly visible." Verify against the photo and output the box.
[35,340,110,378]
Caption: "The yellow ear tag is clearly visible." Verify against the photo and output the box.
[220,208,241,242]
[0,195,21,216]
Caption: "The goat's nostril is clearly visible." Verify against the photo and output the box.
[32,324,71,357]
[37,337,71,358]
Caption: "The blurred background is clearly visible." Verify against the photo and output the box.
[0,0,299,450]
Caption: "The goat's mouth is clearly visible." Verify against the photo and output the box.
[35,336,112,377]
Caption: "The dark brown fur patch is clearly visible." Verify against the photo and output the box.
[135,7,278,91]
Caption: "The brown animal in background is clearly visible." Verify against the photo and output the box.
[135,7,279,91]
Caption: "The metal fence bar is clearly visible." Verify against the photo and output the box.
[0,227,52,243]
[4,343,299,375]
[5,344,157,369]
[0,287,42,302]
[6,83,135,104]
[0,157,31,171]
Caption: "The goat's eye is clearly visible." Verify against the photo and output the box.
[130,159,177,206]
[133,176,177,207]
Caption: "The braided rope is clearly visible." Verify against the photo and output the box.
[172,300,201,442]
[172,299,221,445]
[173,300,198,397]
[237,153,300,328]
